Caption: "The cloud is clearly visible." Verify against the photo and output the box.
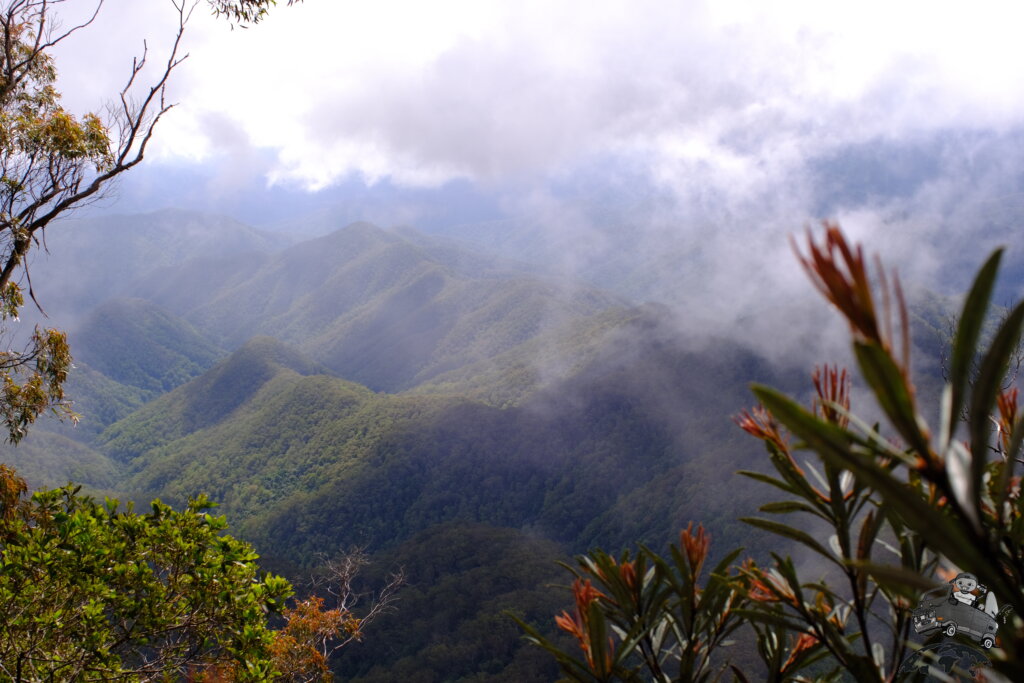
[255,1,1024,190]
[42,0,1024,367]
[47,0,1024,197]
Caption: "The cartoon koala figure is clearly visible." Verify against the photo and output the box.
[950,572,979,608]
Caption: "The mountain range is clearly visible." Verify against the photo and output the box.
[0,209,874,679]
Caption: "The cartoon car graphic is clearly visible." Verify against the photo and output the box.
[912,587,1000,650]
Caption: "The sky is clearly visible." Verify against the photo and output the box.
[46,0,1024,358]
[52,0,1024,187]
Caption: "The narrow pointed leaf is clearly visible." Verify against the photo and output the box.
[708,546,745,576]
[849,561,942,596]
[740,517,840,567]
[969,300,1024,511]
[997,416,1024,517]
[853,341,931,458]
[729,665,751,683]
[738,470,799,496]
[759,499,833,525]
[751,385,856,468]
[733,609,810,634]
[948,249,1003,445]
[751,386,1007,600]
[759,500,829,517]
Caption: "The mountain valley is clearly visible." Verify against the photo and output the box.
[0,211,850,679]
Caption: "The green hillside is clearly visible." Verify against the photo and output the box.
[0,358,151,479]
[100,336,329,463]
[151,222,624,391]
[341,523,566,682]
[27,209,282,321]
[55,362,151,439]
[89,311,783,679]
[97,304,784,561]
[71,298,224,396]
[0,211,809,679]
[0,429,120,492]
[409,305,640,406]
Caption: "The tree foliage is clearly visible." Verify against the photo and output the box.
[0,0,195,442]
[0,463,405,681]
[0,463,292,681]
[265,550,403,682]
[0,0,297,444]
[515,524,748,682]
[337,523,565,681]
[524,224,1024,682]
[208,0,302,26]
[195,549,403,683]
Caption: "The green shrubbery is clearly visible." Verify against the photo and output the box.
[0,464,291,680]
[0,464,398,682]
[524,226,1024,681]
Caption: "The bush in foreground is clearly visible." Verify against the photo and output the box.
[523,225,1024,682]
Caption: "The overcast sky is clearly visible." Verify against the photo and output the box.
[45,0,1024,359]
[50,0,1024,189]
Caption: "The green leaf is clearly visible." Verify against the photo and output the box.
[947,249,1003,447]
[729,665,752,683]
[852,341,931,458]
[751,385,1011,603]
[733,608,810,634]
[969,299,1024,511]
[758,500,832,523]
[740,517,840,567]
[997,416,1024,517]
[848,561,941,597]
[759,500,820,514]
[738,470,798,496]
[508,614,595,679]
[750,385,860,468]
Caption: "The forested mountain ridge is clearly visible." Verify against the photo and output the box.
[100,336,331,463]
[26,209,283,322]
[0,296,232,484]
[142,221,625,391]
[341,523,571,682]
[4,211,805,679]
[72,298,224,397]
[91,304,786,560]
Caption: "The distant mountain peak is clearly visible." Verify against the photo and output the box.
[229,335,328,377]
[97,335,334,462]
[71,297,222,396]
[311,221,401,251]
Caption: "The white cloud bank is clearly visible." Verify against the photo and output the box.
[44,0,1024,366]
[49,0,1024,190]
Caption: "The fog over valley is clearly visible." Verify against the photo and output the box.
[2,0,1024,679]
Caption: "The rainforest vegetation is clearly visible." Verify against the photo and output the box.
[1,0,1023,681]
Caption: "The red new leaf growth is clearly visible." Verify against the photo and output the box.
[735,405,789,454]
[781,632,819,674]
[744,581,779,605]
[792,222,912,377]
[998,387,1018,454]
[681,522,710,577]
[619,559,637,591]
[793,223,880,343]
[554,578,606,669]
[599,556,638,597]
[742,560,799,607]
[813,364,851,429]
